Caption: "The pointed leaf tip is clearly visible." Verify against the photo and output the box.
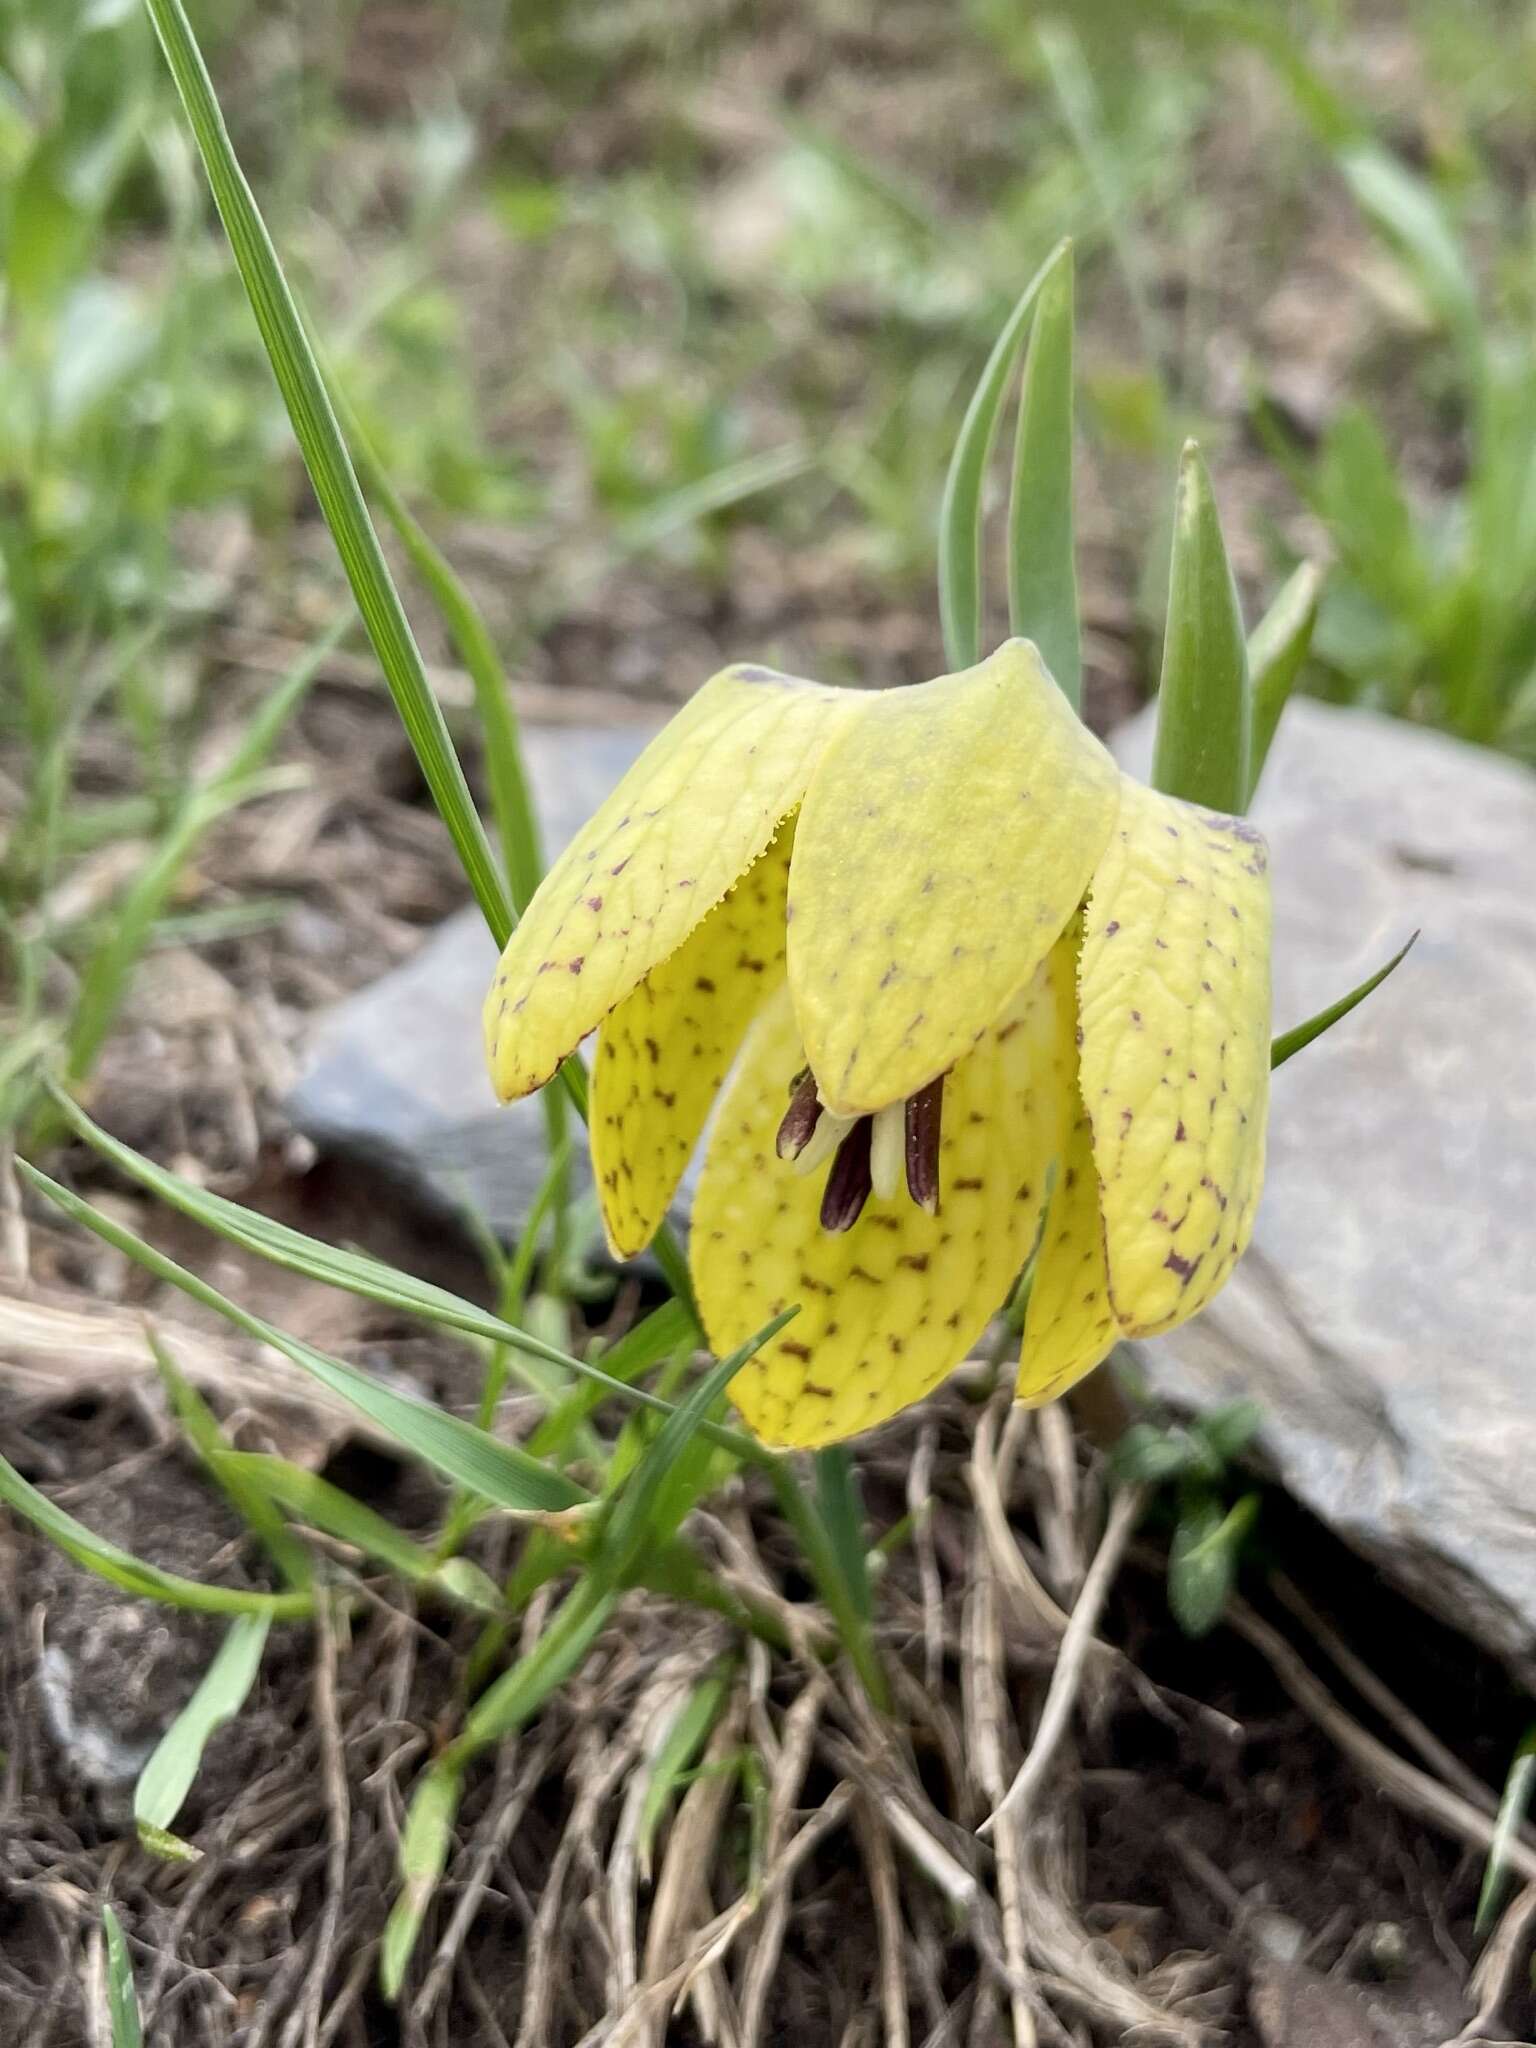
[1271,931,1417,1070]
[1153,441,1251,815]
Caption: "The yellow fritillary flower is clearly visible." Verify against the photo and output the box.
[484,641,1271,1449]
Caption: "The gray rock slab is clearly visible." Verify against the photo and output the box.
[286,721,663,1237]
[1115,700,1536,1671]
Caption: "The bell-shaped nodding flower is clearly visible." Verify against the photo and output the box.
[484,642,1272,1450]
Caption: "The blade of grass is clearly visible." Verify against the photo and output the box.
[1247,560,1323,800]
[812,1446,873,1627]
[1270,934,1417,1070]
[133,1611,271,1860]
[0,1444,309,1618]
[638,1664,734,1876]
[140,0,700,1310]
[1036,19,1164,375]
[1476,1723,1536,1935]
[767,1460,888,1709]
[102,1905,142,2048]
[58,612,344,1098]
[43,1085,750,1455]
[1007,238,1080,709]
[220,1453,500,1612]
[150,1331,313,1592]
[1152,440,1250,815]
[19,1162,589,1515]
[383,1577,617,1999]
[938,239,1070,672]
[140,0,512,946]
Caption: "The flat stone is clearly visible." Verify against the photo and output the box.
[1115,700,1536,1673]
[286,722,663,1238]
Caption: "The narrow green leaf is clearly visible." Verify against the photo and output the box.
[1036,20,1164,373]
[596,1309,798,1584]
[0,1443,307,1619]
[1007,239,1080,709]
[134,1612,271,1859]
[638,1667,734,1874]
[335,397,544,917]
[1270,933,1417,1071]
[222,1453,500,1612]
[61,617,338,1094]
[140,0,513,947]
[1247,560,1323,800]
[813,1446,873,1627]
[938,239,1071,672]
[19,1163,587,1516]
[1153,440,1251,814]
[150,1334,313,1592]
[41,1087,732,1447]
[454,1579,616,1761]
[380,1758,464,2001]
[766,1461,888,1710]
[1339,142,1479,357]
[102,1906,143,2048]
[1476,1723,1536,1935]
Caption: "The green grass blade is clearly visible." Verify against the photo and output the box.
[102,1906,142,2048]
[221,1454,500,1611]
[384,1579,618,1995]
[1476,1724,1536,1935]
[1246,561,1323,800]
[812,1446,873,1627]
[19,1163,588,1515]
[134,1612,271,1860]
[766,1461,888,1709]
[337,394,544,920]
[1270,933,1417,1072]
[1152,440,1251,815]
[597,1309,798,1582]
[0,1442,309,1619]
[938,239,1070,672]
[638,1665,734,1874]
[151,1333,313,1592]
[380,1755,466,2002]
[140,0,513,947]
[42,1083,712,1438]
[60,619,338,1096]
[1007,239,1080,710]
[1036,20,1163,376]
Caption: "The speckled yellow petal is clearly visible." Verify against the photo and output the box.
[1015,1098,1117,1406]
[1077,778,1271,1335]
[693,959,1072,1450]
[592,823,792,1259]
[1014,930,1119,1404]
[786,638,1120,1117]
[484,665,855,1101]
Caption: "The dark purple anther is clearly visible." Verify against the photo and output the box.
[775,1071,823,1161]
[820,1118,874,1233]
[904,1076,944,1213]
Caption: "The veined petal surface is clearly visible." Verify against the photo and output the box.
[693,957,1073,1449]
[787,640,1120,1116]
[1016,1098,1116,1404]
[592,823,792,1258]
[1077,779,1271,1334]
[485,665,853,1099]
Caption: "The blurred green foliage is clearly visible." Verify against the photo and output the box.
[5,0,1536,1131]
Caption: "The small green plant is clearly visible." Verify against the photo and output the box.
[1242,17,1536,759]
[1112,1397,1265,1636]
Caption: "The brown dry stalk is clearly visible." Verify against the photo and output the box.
[979,1484,1147,1837]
